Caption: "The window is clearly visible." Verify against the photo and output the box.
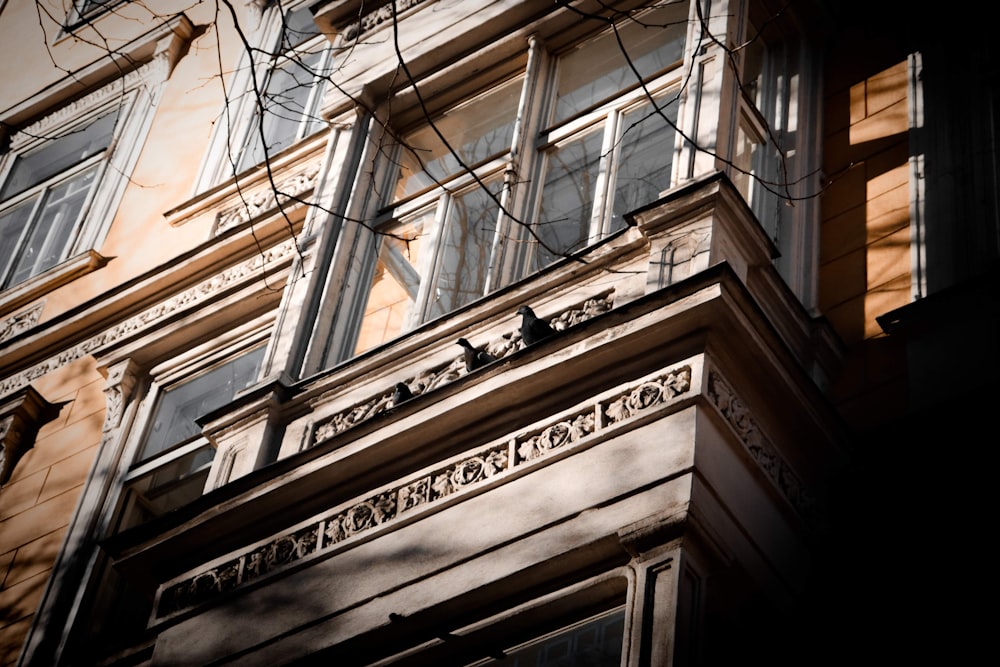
[731,3,820,304]
[470,607,626,667]
[0,108,119,290]
[115,344,267,532]
[64,0,126,29]
[235,5,332,172]
[346,3,687,357]
[72,343,266,660]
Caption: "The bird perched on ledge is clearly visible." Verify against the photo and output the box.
[516,305,557,346]
[392,382,413,406]
[457,337,497,372]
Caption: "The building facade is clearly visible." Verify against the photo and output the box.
[0,0,994,665]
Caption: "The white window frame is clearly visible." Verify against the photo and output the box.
[194,0,336,190]
[63,0,127,31]
[335,4,688,360]
[0,59,164,307]
[110,329,269,534]
[730,2,822,309]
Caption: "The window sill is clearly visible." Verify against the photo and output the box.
[0,250,111,317]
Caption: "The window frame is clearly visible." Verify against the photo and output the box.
[111,333,269,534]
[338,9,688,360]
[63,0,127,32]
[730,1,822,309]
[0,108,118,291]
[195,1,337,189]
[0,58,165,309]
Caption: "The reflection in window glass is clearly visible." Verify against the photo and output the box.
[426,179,502,319]
[1,109,118,200]
[0,109,119,289]
[554,5,687,122]
[394,77,521,201]
[484,607,625,666]
[118,444,216,529]
[355,212,431,354]
[611,97,679,229]
[138,345,267,462]
[535,127,605,269]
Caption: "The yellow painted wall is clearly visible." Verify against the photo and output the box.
[820,44,912,429]
[0,358,105,665]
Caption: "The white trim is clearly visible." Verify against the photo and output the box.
[907,50,927,301]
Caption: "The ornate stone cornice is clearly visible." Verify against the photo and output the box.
[340,0,430,42]
[0,385,57,486]
[705,370,815,519]
[307,291,615,447]
[154,358,694,621]
[0,240,297,400]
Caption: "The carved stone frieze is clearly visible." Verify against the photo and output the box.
[0,303,43,345]
[214,162,322,235]
[603,368,693,425]
[155,358,694,620]
[308,291,615,447]
[0,240,296,400]
[341,0,429,42]
[705,371,814,518]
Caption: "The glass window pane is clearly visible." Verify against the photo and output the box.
[120,444,215,527]
[487,608,625,666]
[553,5,687,123]
[138,345,267,462]
[534,126,605,270]
[239,50,325,171]
[0,108,118,200]
[7,166,97,285]
[425,179,502,319]
[610,98,679,229]
[393,77,521,201]
[354,211,434,354]
[281,5,320,50]
[0,197,36,287]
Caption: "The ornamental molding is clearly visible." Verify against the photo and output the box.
[0,240,297,400]
[9,54,170,151]
[214,162,322,235]
[705,370,815,518]
[308,291,615,446]
[341,0,429,42]
[154,359,695,620]
[0,303,44,345]
[0,386,57,486]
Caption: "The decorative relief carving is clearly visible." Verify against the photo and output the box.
[706,371,814,517]
[9,55,170,151]
[214,162,322,235]
[309,291,615,447]
[0,240,297,400]
[341,0,429,42]
[0,303,44,344]
[156,358,694,620]
[604,368,692,425]
[517,412,595,463]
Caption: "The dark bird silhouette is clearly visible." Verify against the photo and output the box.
[457,337,497,372]
[392,382,413,406]
[516,305,557,346]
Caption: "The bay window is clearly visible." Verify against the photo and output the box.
[347,2,687,357]
[732,2,820,304]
